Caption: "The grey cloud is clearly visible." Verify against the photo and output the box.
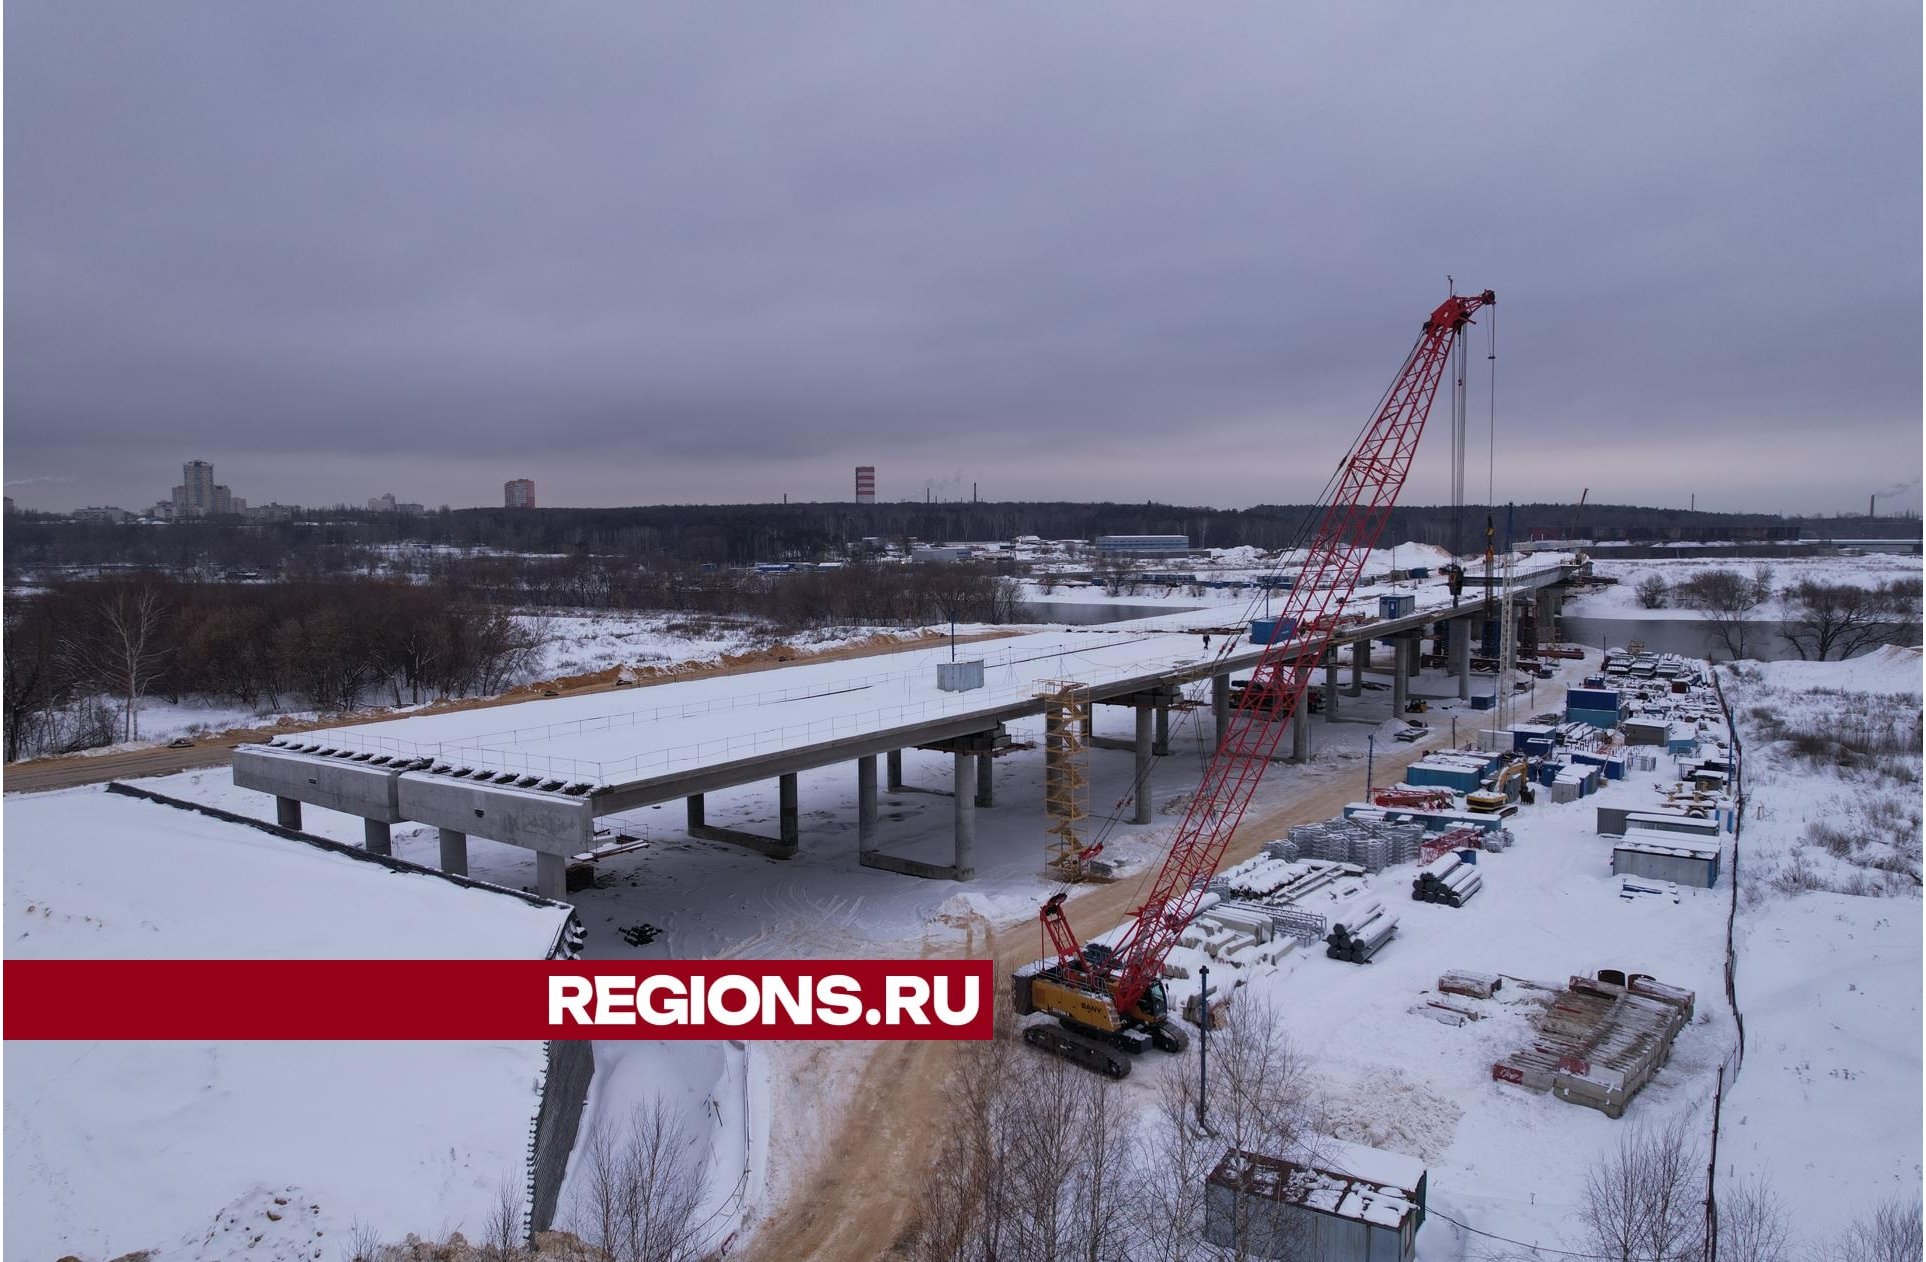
[4,2,1919,515]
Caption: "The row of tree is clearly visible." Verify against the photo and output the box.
[1634,566,1921,660]
[3,579,545,761]
[422,554,1023,624]
[9,503,1914,578]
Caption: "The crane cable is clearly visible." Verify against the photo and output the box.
[1042,329,1435,904]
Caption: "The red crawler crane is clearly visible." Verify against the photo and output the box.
[1014,289,1495,1076]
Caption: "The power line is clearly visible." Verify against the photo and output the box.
[1429,1206,1693,1262]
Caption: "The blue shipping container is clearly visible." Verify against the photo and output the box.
[1568,707,1621,729]
[1407,764,1483,793]
[1249,617,1298,645]
[1567,688,1621,710]
[1379,594,1416,619]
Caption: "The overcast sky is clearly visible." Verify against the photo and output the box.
[5,3,1920,516]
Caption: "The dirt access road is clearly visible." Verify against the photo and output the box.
[1,629,1016,795]
[738,728,1464,1262]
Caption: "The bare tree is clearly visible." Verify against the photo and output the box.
[1814,1193,1923,1262]
[1676,568,1765,661]
[1574,1114,1705,1262]
[340,1219,385,1262]
[1132,1071,1222,1262]
[68,585,171,740]
[1715,1173,1794,1262]
[485,1171,527,1259]
[1782,581,1920,661]
[3,609,61,762]
[566,1101,711,1262]
[1207,991,1314,1160]
[1635,574,1670,609]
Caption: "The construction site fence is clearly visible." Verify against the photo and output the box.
[1703,663,1748,1261]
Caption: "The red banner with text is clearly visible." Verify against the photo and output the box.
[3,960,995,1040]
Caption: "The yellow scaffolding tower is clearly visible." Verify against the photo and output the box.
[1041,681,1092,878]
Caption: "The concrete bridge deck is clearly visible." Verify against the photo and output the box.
[236,563,1578,897]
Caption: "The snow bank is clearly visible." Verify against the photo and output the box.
[1747,643,1923,694]
[5,788,572,960]
[2,787,580,1258]
[5,1040,545,1261]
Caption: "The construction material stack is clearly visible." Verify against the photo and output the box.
[1411,851,1483,906]
[1491,973,1696,1118]
[1325,897,1398,963]
[1286,815,1424,873]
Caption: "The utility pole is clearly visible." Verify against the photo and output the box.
[1196,963,1210,1130]
[1365,733,1376,802]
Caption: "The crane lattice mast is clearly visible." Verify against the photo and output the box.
[1042,289,1495,1013]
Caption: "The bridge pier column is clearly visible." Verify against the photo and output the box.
[1292,708,1310,763]
[952,753,976,879]
[438,828,468,878]
[536,852,566,901]
[1392,638,1410,718]
[886,749,904,791]
[779,774,799,847]
[1212,674,1231,749]
[1133,705,1154,825]
[975,750,994,808]
[1351,639,1368,695]
[687,794,705,830]
[363,818,392,856]
[1152,696,1171,757]
[275,796,302,831]
[1324,652,1340,721]
[857,755,879,857]
[1452,619,1472,699]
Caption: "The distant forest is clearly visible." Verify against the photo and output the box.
[5,501,1917,575]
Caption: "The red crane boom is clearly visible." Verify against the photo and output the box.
[1042,289,1494,1013]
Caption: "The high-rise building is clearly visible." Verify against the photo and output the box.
[166,459,243,517]
[172,459,218,516]
[855,466,876,504]
[505,478,536,509]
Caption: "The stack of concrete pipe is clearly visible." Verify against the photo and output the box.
[1324,898,1398,963]
[1411,852,1484,907]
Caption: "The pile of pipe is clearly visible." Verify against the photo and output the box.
[1287,816,1425,873]
[1411,852,1484,907]
[1324,897,1398,963]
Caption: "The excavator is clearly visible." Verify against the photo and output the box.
[1012,289,1496,1076]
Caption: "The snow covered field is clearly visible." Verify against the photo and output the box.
[44,644,1595,1253]
[1568,552,1922,621]
[1714,645,1924,1236]
[3,790,575,1259]
[8,590,1916,1256]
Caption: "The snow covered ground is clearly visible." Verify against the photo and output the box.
[23,613,927,757]
[1713,645,1923,1236]
[523,610,919,683]
[12,586,1913,1255]
[3,790,575,1259]
[1567,552,1921,621]
[55,644,1596,1253]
